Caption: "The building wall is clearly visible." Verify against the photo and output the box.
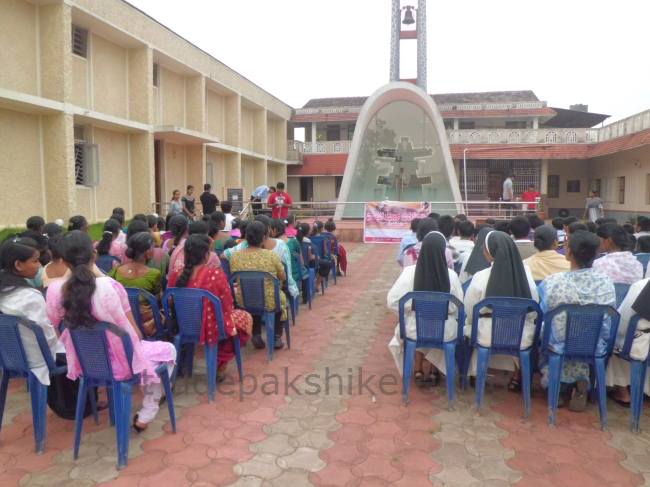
[206,150,226,200]
[588,145,650,218]
[206,90,226,141]
[0,109,44,226]
[314,176,337,201]
[545,159,589,217]
[71,54,89,107]
[163,142,187,199]
[241,106,254,151]
[92,34,128,118]
[161,67,185,127]
[0,0,37,95]
[287,178,300,201]
[92,127,130,220]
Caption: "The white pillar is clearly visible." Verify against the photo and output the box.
[453,118,459,130]
[533,117,539,129]
[311,122,317,143]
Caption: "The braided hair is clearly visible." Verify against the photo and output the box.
[96,218,121,256]
[125,232,153,261]
[175,234,210,288]
[169,214,189,249]
[60,231,96,328]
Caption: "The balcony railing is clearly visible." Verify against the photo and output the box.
[288,140,351,157]
[597,109,650,142]
[437,101,547,112]
[446,128,599,145]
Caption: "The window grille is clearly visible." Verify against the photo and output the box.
[74,142,100,187]
[72,25,88,58]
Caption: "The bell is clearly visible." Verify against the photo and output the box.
[402,6,415,25]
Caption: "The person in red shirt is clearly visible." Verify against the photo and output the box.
[521,185,540,212]
[267,182,293,219]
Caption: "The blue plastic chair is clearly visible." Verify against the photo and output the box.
[301,241,317,304]
[162,288,243,402]
[68,321,176,469]
[96,254,121,274]
[125,288,166,340]
[541,304,620,430]
[283,262,298,327]
[230,271,291,361]
[399,292,465,409]
[0,315,67,453]
[614,283,631,308]
[615,314,648,432]
[469,298,543,418]
[322,233,339,284]
[636,253,650,274]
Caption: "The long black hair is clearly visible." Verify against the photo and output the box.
[169,214,189,249]
[96,218,121,256]
[59,231,96,328]
[68,215,88,232]
[296,223,310,243]
[175,234,210,288]
[0,237,39,293]
[126,232,153,261]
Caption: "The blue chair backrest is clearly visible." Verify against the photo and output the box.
[310,235,331,260]
[322,233,338,256]
[0,315,56,377]
[163,288,227,342]
[614,283,631,307]
[67,321,134,383]
[125,287,162,337]
[230,271,281,315]
[471,297,542,353]
[542,304,620,361]
[221,258,232,281]
[636,253,650,274]
[398,291,464,345]
[619,314,644,362]
[96,255,120,274]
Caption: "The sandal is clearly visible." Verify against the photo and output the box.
[414,371,426,385]
[608,390,631,408]
[132,414,147,433]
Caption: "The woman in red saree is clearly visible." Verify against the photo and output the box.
[168,234,252,375]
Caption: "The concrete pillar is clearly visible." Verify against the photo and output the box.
[128,46,153,124]
[39,3,70,102]
[533,117,539,129]
[185,75,206,133]
[43,113,75,220]
[311,122,317,143]
[453,118,459,130]
[540,159,549,195]
[129,131,155,214]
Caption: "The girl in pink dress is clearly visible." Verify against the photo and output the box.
[46,231,176,432]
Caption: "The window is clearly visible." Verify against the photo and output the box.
[545,131,558,143]
[444,120,453,130]
[566,180,581,193]
[618,176,626,204]
[335,176,343,197]
[73,125,99,187]
[347,124,355,141]
[505,121,526,129]
[153,63,160,87]
[459,121,475,129]
[592,178,602,195]
[71,25,88,58]
[547,175,560,198]
[326,125,340,142]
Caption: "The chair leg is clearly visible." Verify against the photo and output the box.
[402,341,417,405]
[459,339,471,390]
[443,343,456,410]
[265,313,275,362]
[284,320,291,350]
[113,382,130,469]
[0,373,10,434]
[630,361,644,432]
[595,358,608,431]
[157,366,176,434]
[520,351,532,419]
[475,347,490,411]
[73,378,87,459]
[87,387,99,425]
[107,386,115,426]
[171,336,182,385]
[232,336,243,383]
[547,354,563,426]
[28,374,47,454]
[205,345,217,402]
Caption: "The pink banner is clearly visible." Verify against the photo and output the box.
[363,201,431,243]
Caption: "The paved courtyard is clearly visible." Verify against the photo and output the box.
[1,243,649,486]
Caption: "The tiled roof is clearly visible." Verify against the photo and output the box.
[301,90,539,109]
[544,107,609,128]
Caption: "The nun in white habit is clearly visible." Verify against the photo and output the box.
[387,231,464,384]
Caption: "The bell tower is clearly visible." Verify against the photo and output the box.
[389,0,427,90]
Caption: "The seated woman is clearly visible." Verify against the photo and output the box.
[46,231,176,432]
[95,218,127,271]
[68,215,88,233]
[162,214,188,255]
[403,218,455,269]
[593,223,644,284]
[387,232,464,384]
[538,230,616,411]
[266,218,299,300]
[230,221,288,350]
[309,220,333,290]
[285,214,298,238]
[464,231,539,383]
[167,234,252,379]
[108,233,162,337]
[458,226,492,284]
[323,219,347,277]
[606,277,650,405]
[169,221,220,275]
[523,225,570,282]
[0,237,78,417]
[43,234,68,288]
[147,214,162,247]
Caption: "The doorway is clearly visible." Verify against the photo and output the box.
[300,177,314,202]
[488,170,505,201]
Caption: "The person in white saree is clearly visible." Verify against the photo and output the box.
[387,232,463,385]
